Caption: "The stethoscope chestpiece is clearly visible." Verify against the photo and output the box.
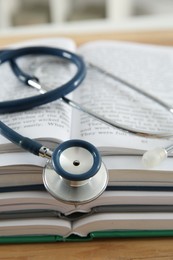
[43,139,108,204]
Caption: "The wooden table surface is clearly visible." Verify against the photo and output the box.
[1,28,173,260]
[1,29,173,47]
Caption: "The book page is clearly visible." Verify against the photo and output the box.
[71,41,173,154]
[0,38,77,151]
[73,190,173,214]
[0,190,75,214]
[0,217,71,237]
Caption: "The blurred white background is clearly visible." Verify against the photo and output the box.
[0,0,173,35]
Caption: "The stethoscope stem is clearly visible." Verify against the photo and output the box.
[39,146,53,159]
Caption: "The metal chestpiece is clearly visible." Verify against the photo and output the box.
[43,140,108,204]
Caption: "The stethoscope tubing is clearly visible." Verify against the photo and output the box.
[1,47,173,140]
[6,50,173,139]
[0,47,86,113]
[0,46,86,156]
[0,47,108,203]
[0,120,42,156]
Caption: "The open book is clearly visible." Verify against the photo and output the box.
[1,37,173,188]
[2,211,173,238]
[1,189,173,238]
[1,37,173,241]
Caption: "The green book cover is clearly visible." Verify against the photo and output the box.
[1,230,173,244]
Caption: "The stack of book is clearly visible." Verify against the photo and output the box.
[0,37,173,242]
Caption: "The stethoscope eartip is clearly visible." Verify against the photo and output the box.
[142,147,167,168]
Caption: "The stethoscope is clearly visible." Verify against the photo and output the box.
[0,46,173,204]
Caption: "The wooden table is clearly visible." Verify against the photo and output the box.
[1,29,173,47]
[1,28,173,260]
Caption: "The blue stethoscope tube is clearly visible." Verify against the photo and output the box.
[0,46,86,155]
[0,46,86,113]
[0,47,108,203]
[0,120,42,156]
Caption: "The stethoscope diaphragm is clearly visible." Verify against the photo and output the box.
[43,140,108,204]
